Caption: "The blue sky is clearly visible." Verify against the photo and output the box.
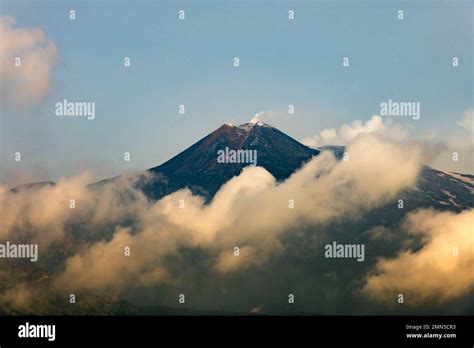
[0,0,472,185]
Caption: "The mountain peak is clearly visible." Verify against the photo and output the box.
[218,121,273,132]
[141,121,319,201]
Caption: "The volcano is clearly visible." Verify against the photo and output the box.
[135,122,319,201]
[134,122,472,212]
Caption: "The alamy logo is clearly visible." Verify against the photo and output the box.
[217,147,257,166]
[324,242,365,262]
[18,322,55,341]
[0,241,38,262]
[380,99,420,120]
[55,99,95,120]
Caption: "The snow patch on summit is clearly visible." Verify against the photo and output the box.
[238,121,272,131]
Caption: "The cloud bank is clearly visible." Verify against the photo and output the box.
[301,115,409,147]
[0,133,427,302]
[362,208,474,304]
[302,111,473,174]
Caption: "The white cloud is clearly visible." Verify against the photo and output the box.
[301,115,409,147]
[302,111,473,174]
[0,16,58,106]
[250,110,272,124]
[457,108,474,135]
[362,208,474,304]
[430,108,474,174]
